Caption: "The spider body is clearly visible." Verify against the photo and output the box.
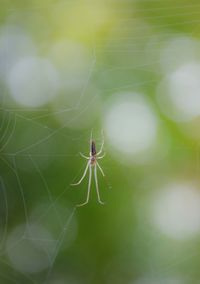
[91,141,97,156]
[71,132,106,207]
[90,156,96,165]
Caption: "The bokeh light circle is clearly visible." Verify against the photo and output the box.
[0,25,36,79]
[160,36,200,74]
[6,224,55,274]
[49,39,92,91]
[152,182,200,240]
[7,56,60,107]
[104,92,158,156]
[157,62,200,122]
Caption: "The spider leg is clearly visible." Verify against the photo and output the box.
[97,152,106,159]
[96,161,105,177]
[94,164,104,205]
[97,130,104,155]
[90,129,93,145]
[71,161,90,186]
[79,152,90,159]
[77,165,92,207]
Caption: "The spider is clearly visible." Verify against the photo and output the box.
[71,132,106,207]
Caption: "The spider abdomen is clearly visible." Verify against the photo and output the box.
[91,141,97,156]
[90,156,96,165]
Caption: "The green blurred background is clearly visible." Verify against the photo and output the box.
[1,0,200,283]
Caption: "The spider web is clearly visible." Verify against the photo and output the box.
[0,3,98,281]
[0,0,200,283]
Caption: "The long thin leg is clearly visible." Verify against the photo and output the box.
[71,161,90,186]
[97,130,104,155]
[96,161,105,177]
[77,165,92,207]
[97,152,106,159]
[94,164,104,205]
[90,129,93,144]
[79,152,90,159]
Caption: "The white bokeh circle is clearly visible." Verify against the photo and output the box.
[104,92,158,156]
[152,182,200,240]
[6,224,54,274]
[7,56,60,107]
